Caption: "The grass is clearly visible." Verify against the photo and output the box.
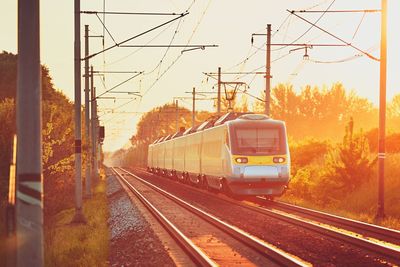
[45,180,110,267]
[281,153,400,230]
[0,180,9,267]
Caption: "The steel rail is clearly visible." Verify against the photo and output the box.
[269,200,400,244]
[118,167,310,267]
[137,167,400,263]
[111,167,216,267]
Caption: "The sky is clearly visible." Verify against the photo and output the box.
[1,0,399,152]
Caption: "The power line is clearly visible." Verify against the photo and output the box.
[226,13,293,72]
[83,12,189,61]
[141,0,213,98]
[288,9,380,61]
[272,0,336,52]
[103,22,176,67]
[96,72,143,99]
[95,13,117,45]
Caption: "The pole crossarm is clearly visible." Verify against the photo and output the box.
[81,11,184,16]
[97,96,136,100]
[92,71,142,74]
[120,44,218,48]
[97,98,137,119]
[287,9,380,61]
[185,91,218,94]
[82,12,189,61]
[205,71,267,75]
[94,72,143,100]
[203,72,265,103]
[291,9,381,13]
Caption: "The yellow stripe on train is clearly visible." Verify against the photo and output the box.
[232,155,287,165]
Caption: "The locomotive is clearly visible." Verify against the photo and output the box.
[147,113,290,198]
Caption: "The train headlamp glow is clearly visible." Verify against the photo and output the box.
[235,157,248,164]
[273,157,285,163]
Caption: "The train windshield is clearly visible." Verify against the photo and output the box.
[231,126,285,155]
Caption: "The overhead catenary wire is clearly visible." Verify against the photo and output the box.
[98,98,138,119]
[272,0,336,52]
[309,43,379,64]
[96,72,143,99]
[226,13,293,72]
[95,13,117,45]
[83,12,189,61]
[103,22,176,67]
[351,11,367,40]
[288,9,380,61]
[140,0,213,98]
[103,0,202,129]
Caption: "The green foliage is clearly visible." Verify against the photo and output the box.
[0,51,76,223]
[255,83,378,141]
[365,128,400,153]
[320,118,373,196]
[290,138,329,175]
[0,98,15,248]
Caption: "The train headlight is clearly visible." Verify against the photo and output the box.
[273,157,285,163]
[235,157,248,164]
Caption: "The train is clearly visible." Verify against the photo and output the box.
[147,112,290,198]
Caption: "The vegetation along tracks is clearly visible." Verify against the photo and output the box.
[113,167,310,267]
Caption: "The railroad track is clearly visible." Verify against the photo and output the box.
[130,166,400,265]
[256,198,400,246]
[112,167,310,267]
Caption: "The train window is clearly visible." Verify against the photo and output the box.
[233,127,283,154]
[225,130,230,150]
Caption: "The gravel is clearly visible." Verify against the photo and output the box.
[106,173,175,267]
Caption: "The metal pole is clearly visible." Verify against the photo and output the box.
[265,24,271,116]
[175,100,178,132]
[16,0,43,265]
[91,66,98,182]
[95,92,99,174]
[217,67,221,115]
[84,25,91,198]
[72,0,86,223]
[377,0,387,220]
[192,87,195,128]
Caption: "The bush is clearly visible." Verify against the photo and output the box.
[290,138,329,176]
[317,118,374,203]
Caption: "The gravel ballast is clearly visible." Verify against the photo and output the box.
[106,173,176,266]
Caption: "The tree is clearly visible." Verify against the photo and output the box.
[255,82,378,141]
[388,94,400,131]
[319,118,374,197]
[0,51,76,218]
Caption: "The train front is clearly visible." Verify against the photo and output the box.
[226,114,290,197]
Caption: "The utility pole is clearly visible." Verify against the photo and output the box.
[175,100,179,132]
[265,24,271,116]
[377,0,387,220]
[96,99,100,173]
[16,0,43,265]
[91,66,98,182]
[217,67,221,115]
[72,0,86,223]
[84,25,91,198]
[192,87,195,128]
